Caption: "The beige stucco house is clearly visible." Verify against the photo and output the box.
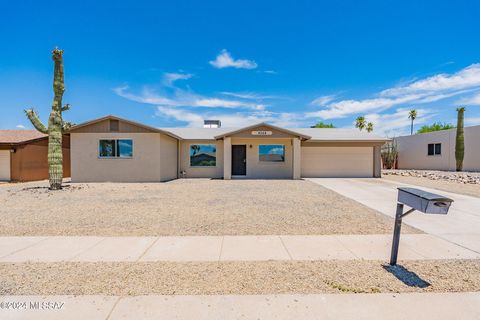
[69,115,388,182]
[395,125,480,171]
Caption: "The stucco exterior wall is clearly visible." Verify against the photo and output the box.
[71,132,161,182]
[2,136,70,182]
[179,140,224,178]
[395,125,480,171]
[159,134,178,181]
[230,138,293,179]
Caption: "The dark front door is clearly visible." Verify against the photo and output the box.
[232,145,247,176]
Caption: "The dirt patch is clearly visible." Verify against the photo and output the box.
[1,260,478,295]
[0,179,419,236]
[383,175,480,198]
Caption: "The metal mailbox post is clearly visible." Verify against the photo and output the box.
[390,187,454,265]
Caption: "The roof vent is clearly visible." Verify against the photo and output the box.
[203,120,221,128]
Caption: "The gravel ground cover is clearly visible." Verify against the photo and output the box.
[0,179,418,236]
[383,175,480,198]
[1,260,479,295]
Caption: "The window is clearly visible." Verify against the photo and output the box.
[190,144,216,166]
[259,145,285,162]
[99,139,133,158]
[427,143,441,156]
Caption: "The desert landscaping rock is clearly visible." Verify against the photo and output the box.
[0,179,419,236]
[383,170,480,198]
[1,260,479,295]
[383,169,480,184]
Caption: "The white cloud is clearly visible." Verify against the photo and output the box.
[364,108,436,137]
[263,70,278,74]
[16,124,25,129]
[209,49,257,69]
[156,107,302,128]
[163,72,193,86]
[220,92,280,100]
[307,64,480,119]
[457,92,480,105]
[114,79,265,111]
[465,117,480,126]
[310,95,336,106]
[380,64,480,97]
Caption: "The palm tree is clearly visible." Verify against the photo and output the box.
[408,109,417,135]
[366,122,374,133]
[355,116,366,131]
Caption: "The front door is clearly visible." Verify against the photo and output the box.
[232,145,247,176]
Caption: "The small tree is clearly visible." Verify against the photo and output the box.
[455,107,465,171]
[25,48,72,190]
[311,121,335,128]
[417,122,455,133]
[408,109,417,135]
[355,116,366,131]
[366,122,374,133]
[381,141,398,169]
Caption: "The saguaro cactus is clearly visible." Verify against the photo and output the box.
[455,107,465,172]
[25,48,72,190]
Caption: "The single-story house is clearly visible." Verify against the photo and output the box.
[395,125,480,171]
[0,130,71,181]
[69,115,388,182]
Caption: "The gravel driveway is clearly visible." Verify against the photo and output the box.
[0,179,419,236]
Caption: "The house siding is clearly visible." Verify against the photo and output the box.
[71,132,161,182]
[178,140,224,178]
[395,125,480,171]
[159,134,178,181]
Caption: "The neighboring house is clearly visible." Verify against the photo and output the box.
[69,115,388,182]
[0,130,71,181]
[395,125,480,171]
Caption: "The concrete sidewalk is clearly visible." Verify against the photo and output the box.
[0,234,478,262]
[308,178,480,253]
[1,293,479,320]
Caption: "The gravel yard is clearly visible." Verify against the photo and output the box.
[0,179,417,236]
[1,260,479,295]
[383,174,480,198]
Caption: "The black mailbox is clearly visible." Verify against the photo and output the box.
[397,187,453,214]
[390,187,453,265]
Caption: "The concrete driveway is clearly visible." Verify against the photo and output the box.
[306,178,480,254]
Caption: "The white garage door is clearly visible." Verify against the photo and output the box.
[301,146,373,178]
[0,150,11,181]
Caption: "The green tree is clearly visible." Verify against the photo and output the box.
[25,48,72,190]
[355,116,366,131]
[455,107,465,171]
[408,109,417,135]
[311,122,335,128]
[366,122,374,133]
[417,122,455,134]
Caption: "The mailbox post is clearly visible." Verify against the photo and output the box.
[390,187,453,266]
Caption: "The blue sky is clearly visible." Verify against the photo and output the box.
[1,0,480,136]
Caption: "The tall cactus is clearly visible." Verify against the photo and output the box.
[25,48,72,190]
[455,107,465,172]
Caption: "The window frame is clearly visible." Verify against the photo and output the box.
[427,143,442,156]
[189,144,217,167]
[98,139,133,159]
[258,144,286,162]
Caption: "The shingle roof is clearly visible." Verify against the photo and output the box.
[288,128,388,142]
[161,127,388,141]
[0,130,47,144]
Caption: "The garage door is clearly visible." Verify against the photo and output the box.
[0,150,11,181]
[301,146,373,178]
